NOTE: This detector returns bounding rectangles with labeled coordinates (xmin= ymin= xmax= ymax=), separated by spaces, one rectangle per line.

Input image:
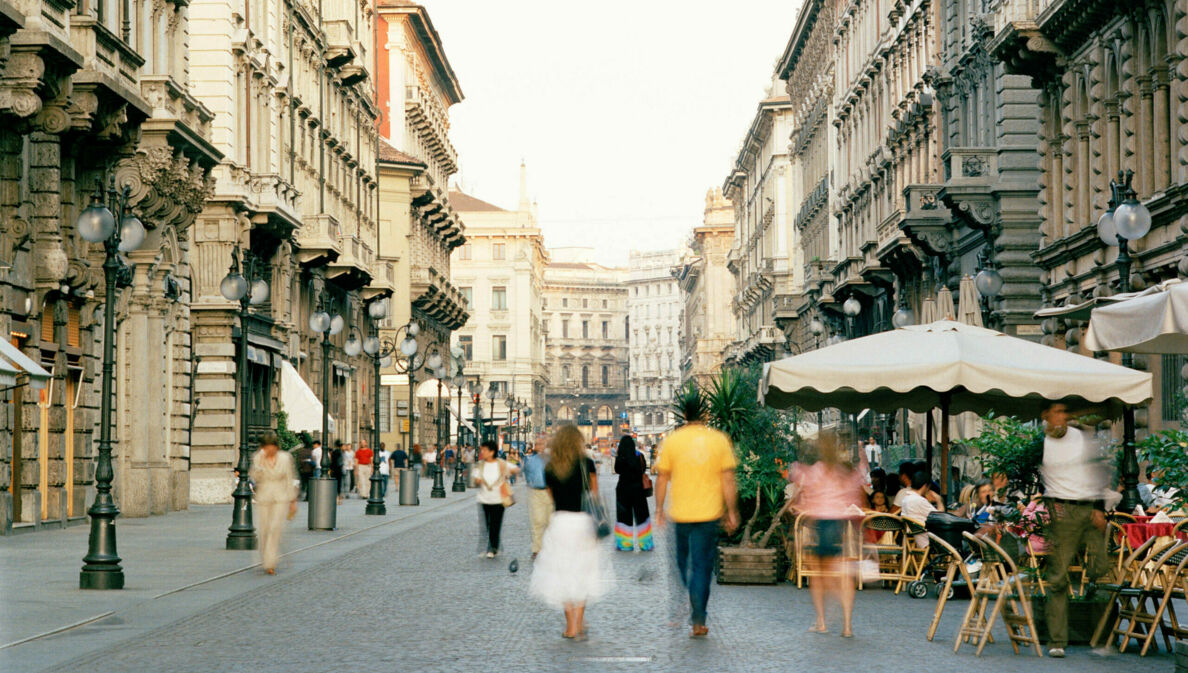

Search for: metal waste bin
xmin=307 ymin=477 xmax=337 ymax=530
xmin=399 ymin=467 xmax=420 ymax=505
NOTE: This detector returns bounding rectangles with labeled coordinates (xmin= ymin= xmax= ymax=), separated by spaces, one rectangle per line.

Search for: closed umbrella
xmin=760 ymin=320 xmax=1152 ymax=496
xmin=957 ymin=275 xmax=984 ymax=328
xmin=920 ymin=297 xmax=938 ymax=324
xmin=937 ymin=286 xmax=956 ymax=321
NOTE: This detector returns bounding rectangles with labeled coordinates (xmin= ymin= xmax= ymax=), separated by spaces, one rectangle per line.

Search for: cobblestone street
xmin=4 ymin=476 xmax=1169 ymax=673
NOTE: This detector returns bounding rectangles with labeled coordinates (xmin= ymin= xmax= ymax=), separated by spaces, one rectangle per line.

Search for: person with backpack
xmin=294 ymin=441 xmax=315 ymax=501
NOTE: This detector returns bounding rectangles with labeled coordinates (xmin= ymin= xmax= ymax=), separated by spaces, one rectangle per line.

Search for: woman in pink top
xmin=789 ymin=433 xmax=868 ymax=638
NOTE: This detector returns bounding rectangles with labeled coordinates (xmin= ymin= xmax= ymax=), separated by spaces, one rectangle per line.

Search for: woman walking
xmin=530 ymin=424 xmax=607 ymax=640
xmin=248 ymin=433 xmax=298 ymax=575
xmin=473 ymin=439 xmax=516 ymax=558
xmin=788 ymin=432 xmax=868 ymax=637
xmin=613 ymin=435 xmax=653 ymax=551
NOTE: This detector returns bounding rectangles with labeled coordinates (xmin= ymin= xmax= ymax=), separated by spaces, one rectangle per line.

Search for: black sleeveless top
xmin=545 ymin=458 xmax=597 ymax=512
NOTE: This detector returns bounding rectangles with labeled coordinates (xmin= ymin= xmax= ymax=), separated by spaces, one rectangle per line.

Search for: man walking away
xmin=355 ymin=440 xmax=374 ymax=498
xmin=294 ymin=442 xmax=315 ymax=501
xmin=1039 ymin=402 xmax=1112 ymax=658
xmin=377 ymin=443 xmax=390 ymax=498
xmin=390 ymin=444 xmax=408 ymax=471
xmin=523 ymin=435 xmax=553 ymax=560
xmin=655 ymin=391 xmax=739 ymax=638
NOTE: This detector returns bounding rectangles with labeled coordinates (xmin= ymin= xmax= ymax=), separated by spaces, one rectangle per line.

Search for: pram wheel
xmin=907 ymin=580 xmax=928 ymax=599
xmin=934 ymin=583 xmax=954 ymax=600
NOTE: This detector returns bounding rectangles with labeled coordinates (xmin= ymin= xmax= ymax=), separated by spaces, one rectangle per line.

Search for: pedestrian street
xmin=3 ymin=475 xmax=1167 ymax=673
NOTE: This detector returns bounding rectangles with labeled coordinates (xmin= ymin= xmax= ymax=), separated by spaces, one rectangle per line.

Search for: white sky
xmin=426 ymin=1 xmax=804 ymax=267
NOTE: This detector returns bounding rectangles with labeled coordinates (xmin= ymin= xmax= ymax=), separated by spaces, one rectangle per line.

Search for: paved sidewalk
xmin=0 ymin=471 xmax=471 ymax=670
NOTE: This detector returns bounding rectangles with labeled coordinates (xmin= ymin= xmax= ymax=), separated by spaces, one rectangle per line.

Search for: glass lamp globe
xmin=309 ymin=311 xmax=331 ymax=333
xmin=329 ymin=314 xmax=345 ymax=335
xmin=117 ymin=215 xmax=145 ymax=253
xmin=363 ymin=336 xmax=380 ymax=356
xmin=975 ymin=267 xmax=1004 ymax=298
xmin=433 ymin=366 xmax=447 ymax=380
xmin=843 ymin=296 xmax=862 ymax=317
xmin=452 ymin=374 xmax=466 ymax=388
xmin=1113 ymin=197 xmax=1152 ymax=242
xmin=809 ymin=318 xmax=824 ymax=336
xmin=77 ymin=202 xmax=116 ymax=243
xmin=426 ymin=350 xmax=444 ymax=370
xmin=451 ymin=344 xmax=464 ymax=360
xmin=220 ymin=272 xmax=249 ymax=302
xmin=249 ymin=278 xmax=269 ymax=306
xmin=344 ymin=335 xmax=362 ymax=357
xmin=380 ymin=355 xmax=392 ymax=368
xmin=1097 ymin=209 xmax=1118 ymax=247
xmin=406 ymin=321 xmax=420 ymax=337
xmin=891 ymin=307 xmax=915 ymax=328
xmin=399 ymin=336 xmax=418 ymax=357
xmin=368 ymin=299 xmax=387 ymax=320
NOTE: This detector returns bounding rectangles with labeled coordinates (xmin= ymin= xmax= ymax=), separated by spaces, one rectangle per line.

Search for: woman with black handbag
xmin=613 ymin=435 xmax=654 ymax=552
xmin=529 ymin=424 xmax=608 ymax=640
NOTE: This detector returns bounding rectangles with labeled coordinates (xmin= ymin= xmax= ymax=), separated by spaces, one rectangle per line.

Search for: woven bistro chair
xmin=955 ymin=532 xmax=1042 ymax=657
xmin=861 ymin=513 xmax=908 ymax=591
xmin=925 ymin=532 xmax=976 ymax=642
xmin=1112 ymin=541 xmax=1188 ymax=655
xmin=1090 ymin=535 xmax=1163 ymax=648
xmin=794 ymin=511 xmax=859 ymax=590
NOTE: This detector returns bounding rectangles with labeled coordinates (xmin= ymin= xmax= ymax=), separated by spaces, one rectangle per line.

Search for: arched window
xmin=561 ymin=364 xmax=570 ymax=384
xmin=581 ymin=365 xmax=589 ymax=387
xmin=598 ymin=405 xmax=613 ymax=421
xmin=601 ymin=365 xmax=609 ymax=385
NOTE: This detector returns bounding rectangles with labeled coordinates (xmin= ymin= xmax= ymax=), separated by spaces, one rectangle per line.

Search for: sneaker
xmin=1047 ymin=647 xmax=1065 ymax=658
xmin=485 ymin=551 xmax=496 ymax=559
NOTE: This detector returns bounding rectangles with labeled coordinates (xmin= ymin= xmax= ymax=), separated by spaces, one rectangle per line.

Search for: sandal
xmin=808 ymin=625 xmax=827 ymax=634
xmin=690 ymin=625 xmax=709 ymax=638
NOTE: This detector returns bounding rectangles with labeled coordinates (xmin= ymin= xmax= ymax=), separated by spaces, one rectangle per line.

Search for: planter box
xmin=717 ymin=546 xmax=781 ymax=585
xmin=1031 ymin=595 xmax=1115 ymax=645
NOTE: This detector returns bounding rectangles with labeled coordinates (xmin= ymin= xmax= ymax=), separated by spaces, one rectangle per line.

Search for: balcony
xmin=323 ymin=20 xmax=356 ymax=68
xmin=405 ymin=86 xmax=458 ymax=175
xmin=938 ymin=147 xmax=998 ymax=233
xmin=246 ymin=173 xmax=301 ymax=232
xmin=411 ymin=266 xmax=468 ymax=331
xmin=362 ymin=260 xmax=396 ymax=302
xmin=295 ymin=214 xmax=343 ymax=267
xmin=899 ymin=184 xmax=953 ymax=258
xmin=327 ymin=234 xmax=374 ymax=291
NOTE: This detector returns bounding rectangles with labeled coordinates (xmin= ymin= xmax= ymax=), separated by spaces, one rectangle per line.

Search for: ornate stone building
xmin=1 ymin=0 xmax=220 ymax=527
xmin=376 ymin=0 xmax=467 ymax=452
xmin=626 ymin=249 xmax=682 ymax=444
xmin=989 ymin=0 xmax=1188 ymax=427
xmin=542 ymin=248 xmax=629 ymax=448
xmin=449 ymin=165 xmax=547 ymax=436
xmin=675 ymin=189 xmax=735 ymax=386
xmin=723 ymin=87 xmax=799 ymax=365
xmin=188 ymin=0 xmax=382 ymax=503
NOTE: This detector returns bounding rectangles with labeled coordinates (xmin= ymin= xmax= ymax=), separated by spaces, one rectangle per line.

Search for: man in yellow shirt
xmin=655 ymin=393 xmax=739 ymax=638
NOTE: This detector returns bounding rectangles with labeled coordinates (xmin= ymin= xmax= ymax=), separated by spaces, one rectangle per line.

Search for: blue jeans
xmin=674 ymin=520 xmax=720 ymax=626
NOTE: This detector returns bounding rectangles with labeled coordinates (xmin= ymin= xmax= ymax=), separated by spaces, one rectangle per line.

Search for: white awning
xmin=280 ymin=360 xmax=335 ymax=434
xmin=0 ymin=339 xmax=50 ymax=390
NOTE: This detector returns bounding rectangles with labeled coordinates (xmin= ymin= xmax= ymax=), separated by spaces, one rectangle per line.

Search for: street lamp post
xmin=78 ymin=178 xmax=147 ymax=590
xmin=346 ymin=298 xmax=396 ymax=515
xmin=470 ymin=377 xmax=482 ymax=449
xmin=809 ymin=317 xmax=825 ymax=432
xmin=431 ymin=376 xmax=447 ymax=498
xmin=391 ymin=319 xmax=442 ymax=505
xmin=1096 ymin=169 xmax=1153 ymax=514
xmin=452 ymin=372 xmax=468 ymax=492
xmin=220 ymin=246 xmax=270 ymax=549
xmin=307 ymin=298 xmax=344 ymax=529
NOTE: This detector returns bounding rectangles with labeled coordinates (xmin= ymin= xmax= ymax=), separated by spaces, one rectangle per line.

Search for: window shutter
xmin=40 ymin=305 xmax=54 ymax=343
xmin=67 ymin=305 xmax=81 ymax=347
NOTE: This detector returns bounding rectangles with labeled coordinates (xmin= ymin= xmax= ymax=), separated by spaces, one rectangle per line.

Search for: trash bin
xmin=307 ymin=477 xmax=337 ymax=530
xmin=399 ymin=467 xmax=420 ymax=506
xmin=925 ymin=511 xmax=975 ymax=553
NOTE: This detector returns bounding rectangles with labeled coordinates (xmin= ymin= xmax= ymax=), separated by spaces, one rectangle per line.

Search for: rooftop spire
xmin=519 ymin=159 xmax=530 ymax=212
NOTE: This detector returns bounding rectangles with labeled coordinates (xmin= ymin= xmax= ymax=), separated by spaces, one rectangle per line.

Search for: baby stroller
xmin=904 ymin=512 xmax=979 ymax=599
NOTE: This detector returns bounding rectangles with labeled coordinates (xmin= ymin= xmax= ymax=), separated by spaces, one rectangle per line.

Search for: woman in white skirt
xmin=530 ymin=424 xmax=606 ymax=640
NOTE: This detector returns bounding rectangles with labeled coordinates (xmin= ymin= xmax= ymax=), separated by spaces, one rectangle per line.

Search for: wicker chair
xmin=955 ymin=532 xmax=1042 ymax=657
xmin=1090 ymin=535 xmax=1162 ymax=648
xmin=860 ymin=513 xmax=908 ymax=591
xmin=1111 ymin=541 xmax=1188 ymax=655
xmin=925 ymin=532 xmax=976 ymax=642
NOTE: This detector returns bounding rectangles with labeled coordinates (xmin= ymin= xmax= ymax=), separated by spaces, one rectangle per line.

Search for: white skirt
xmin=529 ymin=511 xmax=608 ymax=608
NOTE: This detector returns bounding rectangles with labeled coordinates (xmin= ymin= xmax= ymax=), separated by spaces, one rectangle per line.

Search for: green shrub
xmin=1137 ymin=429 xmax=1188 ymax=512
xmin=964 ymin=415 xmax=1044 ymax=498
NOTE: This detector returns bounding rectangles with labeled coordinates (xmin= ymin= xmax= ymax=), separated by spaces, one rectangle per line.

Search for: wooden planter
xmin=1030 ymin=595 xmax=1114 ymax=645
xmin=717 ymin=545 xmax=782 ymax=585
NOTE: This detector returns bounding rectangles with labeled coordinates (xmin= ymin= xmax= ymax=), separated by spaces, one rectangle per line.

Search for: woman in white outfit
xmin=530 ymin=424 xmax=607 ymax=640
xmin=248 ymin=433 xmax=298 ymax=574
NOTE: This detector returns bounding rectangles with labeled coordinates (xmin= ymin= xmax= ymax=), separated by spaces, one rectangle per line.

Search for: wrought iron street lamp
xmin=220 ymin=246 xmax=269 ymax=549
xmin=430 ymin=348 xmax=462 ymax=499
xmin=1096 ymin=169 xmax=1153 ymax=513
xmin=469 ymin=377 xmax=483 ymax=450
xmin=78 ymin=178 xmax=146 ymax=590
xmin=346 ymin=297 xmax=396 ymax=515
xmin=391 ymin=319 xmax=442 ymax=504
xmin=487 ymin=382 xmax=505 ymax=445
xmin=452 ymin=370 xmax=468 ymax=492
xmin=307 ymin=295 xmax=344 ymax=529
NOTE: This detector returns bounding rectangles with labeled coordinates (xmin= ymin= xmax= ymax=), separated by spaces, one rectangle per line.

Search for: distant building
xmin=675 ymin=190 xmax=736 ymax=387
xmin=449 ymin=163 xmax=548 ymax=435
xmin=626 ymin=249 xmax=683 ymax=445
xmin=542 ymin=249 xmax=630 ymax=448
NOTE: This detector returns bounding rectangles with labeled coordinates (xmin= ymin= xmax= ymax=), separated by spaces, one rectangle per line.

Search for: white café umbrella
xmin=957 ymin=275 xmax=984 ymax=328
xmin=937 ymin=286 xmax=956 ymax=321
xmin=760 ymin=320 xmax=1153 ymax=496
xmin=1085 ymin=279 xmax=1188 ymax=354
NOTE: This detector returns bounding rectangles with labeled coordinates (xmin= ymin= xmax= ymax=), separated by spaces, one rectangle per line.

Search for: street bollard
xmin=307 ymin=477 xmax=337 ymax=530
xmin=399 ymin=467 xmax=420 ymax=506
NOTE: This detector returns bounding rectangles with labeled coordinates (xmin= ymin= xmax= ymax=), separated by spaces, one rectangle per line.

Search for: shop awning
xmin=0 ymin=339 xmax=50 ymax=390
xmin=280 ymin=360 xmax=335 ymax=434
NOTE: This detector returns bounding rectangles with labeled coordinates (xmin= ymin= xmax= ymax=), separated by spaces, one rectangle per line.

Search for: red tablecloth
xmin=1122 ymin=521 xmax=1186 ymax=548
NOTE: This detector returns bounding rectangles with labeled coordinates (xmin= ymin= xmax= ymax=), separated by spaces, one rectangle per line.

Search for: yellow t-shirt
xmin=656 ymin=424 xmax=737 ymax=523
